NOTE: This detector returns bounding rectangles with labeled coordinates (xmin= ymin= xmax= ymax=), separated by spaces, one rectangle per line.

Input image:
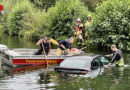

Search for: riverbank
xmin=0 ymin=0 xmax=129 ymax=51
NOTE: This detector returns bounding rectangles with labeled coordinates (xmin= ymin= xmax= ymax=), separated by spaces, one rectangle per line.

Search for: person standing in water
xmin=105 ymin=45 xmax=124 ymax=67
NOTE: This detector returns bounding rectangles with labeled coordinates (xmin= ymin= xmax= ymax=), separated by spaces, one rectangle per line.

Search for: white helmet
xmin=1 ymin=10 xmax=5 ymax=15
xmin=76 ymin=18 xmax=81 ymax=22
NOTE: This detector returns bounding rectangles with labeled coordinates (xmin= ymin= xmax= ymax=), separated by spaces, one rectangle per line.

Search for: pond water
xmin=0 ymin=35 xmax=130 ymax=90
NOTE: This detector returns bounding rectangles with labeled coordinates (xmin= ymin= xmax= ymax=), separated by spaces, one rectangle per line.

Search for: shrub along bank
xmin=0 ymin=0 xmax=130 ymax=51
xmin=90 ymin=0 xmax=130 ymax=51
xmin=1 ymin=0 xmax=89 ymax=41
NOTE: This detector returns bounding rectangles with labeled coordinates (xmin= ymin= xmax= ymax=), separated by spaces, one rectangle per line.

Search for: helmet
xmin=1 ymin=10 xmax=5 ymax=15
xmin=76 ymin=18 xmax=81 ymax=22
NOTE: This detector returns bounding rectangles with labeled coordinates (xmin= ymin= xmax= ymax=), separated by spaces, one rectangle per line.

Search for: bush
xmin=30 ymin=0 xmax=56 ymax=11
xmin=81 ymin=0 xmax=102 ymax=12
xmin=90 ymin=0 xmax=130 ymax=51
xmin=42 ymin=0 xmax=89 ymax=41
xmin=1 ymin=0 xmax=90 ymax=42
xmin=19 ymin=6 xmax=45 ymax=40
xmin=0 ymin=0 xmax=17 ymax=33
xmin=7 ymin=0 xmax=35 ymax=35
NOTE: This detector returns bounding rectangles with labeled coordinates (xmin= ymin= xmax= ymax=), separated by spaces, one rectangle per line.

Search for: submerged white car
xmin=55 ymin=54 xmax=110 ymax=75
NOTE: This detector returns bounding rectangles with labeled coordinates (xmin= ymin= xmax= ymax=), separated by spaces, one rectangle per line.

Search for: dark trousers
xmin=34 ymin=49 xmax=48 ymax=55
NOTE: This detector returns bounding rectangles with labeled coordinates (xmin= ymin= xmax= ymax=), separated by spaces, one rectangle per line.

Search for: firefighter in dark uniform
xmin=56 ymin=37 xmax=74 ymax=56
xmin=34 ymin=37 xmax=51 ymax=55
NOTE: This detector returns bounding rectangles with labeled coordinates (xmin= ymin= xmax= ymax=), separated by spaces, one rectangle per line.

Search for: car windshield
xmin=60 ymin=58 xmax=91 ymax=69
xmin=99 ymin=56 xmax=109 ymax=65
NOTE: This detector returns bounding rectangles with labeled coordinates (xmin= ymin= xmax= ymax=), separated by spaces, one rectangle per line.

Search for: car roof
xmin=66 ymin=53 xmax=101 ymax=61
xmin=61 ymin=54 xmax=102 ymax=68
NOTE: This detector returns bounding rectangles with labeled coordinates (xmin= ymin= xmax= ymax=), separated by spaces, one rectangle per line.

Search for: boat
xmin=0 ymin=44 xmax=8 ymax=52
xmin=2 ymin=48 xmax=83 ymax=67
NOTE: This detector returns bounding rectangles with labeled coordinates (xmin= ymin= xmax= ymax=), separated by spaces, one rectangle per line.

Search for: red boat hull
xmin=13 ymin=59 xmax=64 ymax=65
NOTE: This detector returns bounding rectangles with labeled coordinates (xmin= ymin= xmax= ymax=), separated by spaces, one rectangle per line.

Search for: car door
xmin=91 ymin=58 xmax=101 ymax=70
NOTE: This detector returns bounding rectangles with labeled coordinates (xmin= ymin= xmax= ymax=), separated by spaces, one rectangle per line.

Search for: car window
xmin=60 ymin=58 xmax=91 ymax=69
xmin=98 ymin=56 xmax=109 ymax=65
xmin=91 ymin=58 xmax=101 ymax=70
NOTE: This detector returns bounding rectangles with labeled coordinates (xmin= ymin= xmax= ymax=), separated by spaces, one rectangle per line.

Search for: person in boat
xmin=34 ymin=37 xmax=51 ymax=55
xmin=56 ymin=37 xmax=74 ymax=56
xmin=105 ymin=45 xmax=124 ymax=67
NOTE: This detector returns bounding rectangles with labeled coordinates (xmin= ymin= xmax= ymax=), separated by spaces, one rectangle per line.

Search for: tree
xmin=43 ymin=0 xmax=89 ymax=41
xmin=90 ymin=0 xmax=130 ymax=51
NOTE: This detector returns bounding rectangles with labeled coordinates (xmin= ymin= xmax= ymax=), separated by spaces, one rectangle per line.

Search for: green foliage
xmin=81 ymin=0 xmax=102 ymax=12
xmin=90 ymin=0 xmax=130 ymax=51
xmin=0 ymin=0 xmax=17 ymax=33
xmin=7 ymin=0 xmax=34 ymax=35
xmin=30 ymin=0 xmax=56 ymax=11
xmin=19 ymin=6 xmax=45 ymax=40
xmin=43 ymin=0 xmax=89 ymax=41
xmin=1 ymin=0 xmax=89 ymax=41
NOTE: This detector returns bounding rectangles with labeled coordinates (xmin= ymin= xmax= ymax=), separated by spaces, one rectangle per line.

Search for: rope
xmin=42 ymin=42 xmax=49 ymax=69
xmin=41 ymin=42 xmax=48 ymax=81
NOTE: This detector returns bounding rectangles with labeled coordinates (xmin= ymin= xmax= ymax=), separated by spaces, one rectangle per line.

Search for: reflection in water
xmin=105 ymin=67 xmax=124 ymax=84
xmin=0 ymin=34 xmax=36 ymax=48
xmin=39 ymin=72 xmax=51 ymax=84
xmin=13 ymin=65 xmax=47 ymax=74
xmin=58 ymin=67 xmax=104 ymax=79
xmin=0 ymin=64 xmax=57 ymax=90
xmin=0 ymin=57 xmax=130 ymax=90
xmin=104 ymin=66 xmax=126 ymax=90
xmin=83 ymin=68 xmax=104 ymax=78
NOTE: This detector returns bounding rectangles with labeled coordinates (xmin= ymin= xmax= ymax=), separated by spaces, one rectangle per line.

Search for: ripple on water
xmin=0 ymin=53 xmax=130 ymax=90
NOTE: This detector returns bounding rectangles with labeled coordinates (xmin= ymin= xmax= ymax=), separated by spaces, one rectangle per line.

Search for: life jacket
xmin=85 ymin=21 xmax=91 ymax=28
xmin=75 ymin=22 xmax=83 ymax=32
xmin=40 ymin=40 xmax=50 ymax=53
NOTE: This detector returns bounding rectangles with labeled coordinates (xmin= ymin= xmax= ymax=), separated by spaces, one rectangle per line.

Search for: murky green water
xmin=0 ymin=35 xmax=130 ymax=90
xmin=0 ymin=35 xmax=37 ymax=48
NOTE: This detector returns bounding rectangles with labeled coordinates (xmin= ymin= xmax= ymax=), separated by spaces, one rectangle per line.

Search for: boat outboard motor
xmin=0 ymin=44 xmax=8 ymax=52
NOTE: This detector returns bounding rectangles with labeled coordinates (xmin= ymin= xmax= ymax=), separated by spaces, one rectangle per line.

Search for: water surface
xmin=0 ymin=35 xmax=130 ymax=90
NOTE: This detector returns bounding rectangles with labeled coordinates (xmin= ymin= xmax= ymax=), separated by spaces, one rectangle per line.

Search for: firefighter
xmin=34 ymin=37 xmax=51 ymax=55
xmin=75 ymin=18 xmax=85 ymax=49
xmin=84 ymin=15 xmax=92 ymax=40
xmin=56 ymin=37 xmax=74 ymax=56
